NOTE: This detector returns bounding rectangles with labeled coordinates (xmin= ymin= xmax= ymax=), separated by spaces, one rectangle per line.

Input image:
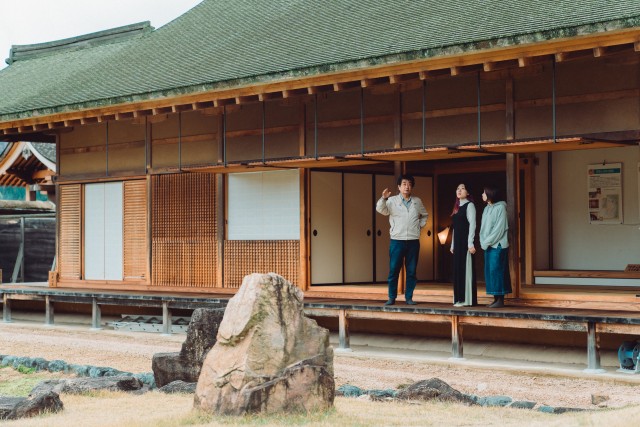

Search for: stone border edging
xmin=0 ymin=354 xmax=155 ymax=388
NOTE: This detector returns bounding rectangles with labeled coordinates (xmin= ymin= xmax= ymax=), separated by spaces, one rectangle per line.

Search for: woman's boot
xmin=486 ymin=296 xmax=497 ymax=307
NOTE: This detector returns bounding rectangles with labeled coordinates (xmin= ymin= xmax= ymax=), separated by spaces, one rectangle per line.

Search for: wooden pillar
xmin=585 ymin=321 xmax=606 ymax=373
xmin=505 ymin=78 xmax=514 ymax=140
xmin=162 ymin=301 xmax=173 ymax=335
xmin=45 ymin=295 xmax=54 ymax=325
xmin=451 ymin=315 xmax=464 ymax=359
xmin=2 ymin=294 xmax=11 ymax=323
xmin=338 ymin=309 xmax=351 ymax=351
xmin=216 ymin=112 xmax=225 ymax=288
xmin=523 ymin=156 xmax=535 ymax=287
xmin=299 ymin=169 xmax=309 ymax=290
xmin=91 ymin=298 xmax=101 ymax=330
xmin=505 ymin=153 xmax=518 ymax=295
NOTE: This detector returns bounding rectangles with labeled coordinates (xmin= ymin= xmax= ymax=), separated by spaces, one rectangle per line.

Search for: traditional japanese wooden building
xmin=1 ymin=0 xmax=639 ymax=316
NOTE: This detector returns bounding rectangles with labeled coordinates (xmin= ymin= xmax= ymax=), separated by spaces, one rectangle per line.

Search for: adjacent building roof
xmin=1 ymin=0 xmax=640 ymax=121
xmin=0 ymin=141 xmax=56 ymax=187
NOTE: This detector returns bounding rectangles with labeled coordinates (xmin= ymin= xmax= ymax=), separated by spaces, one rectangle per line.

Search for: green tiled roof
xmin=1 ymin=0 xmax=640 ymax=121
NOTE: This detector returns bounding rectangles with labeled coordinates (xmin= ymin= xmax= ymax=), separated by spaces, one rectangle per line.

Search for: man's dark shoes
xmin=405 ymin=299 xmax=417 ymax=305
xmin=488 ymin=296 xmax=505 ymax=308
xmin=384 ymin=299 xmax=396 ymax=306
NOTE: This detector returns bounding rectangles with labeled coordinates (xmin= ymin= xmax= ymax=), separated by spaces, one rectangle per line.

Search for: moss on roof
xmin=1 ymin=0 xmax=639 ymax=121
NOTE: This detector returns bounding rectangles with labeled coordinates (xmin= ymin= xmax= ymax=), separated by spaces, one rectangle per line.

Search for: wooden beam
xmin=450 ymin=66 xmax=460 ymax=76
xmin=333 ymin=82 xmax=345 ymax=92
xmin=418 ymin=70 xmax=429 ymax=80
xmin=555 ymin=52 xmax=566 ymax=62
xmin=518 ymin=57 xmax=532 ymax=67
xmin=307 ymin=86 xmax=317 ymax=95
xmin=483 ymin=62 xmax=495 ymax=72
xmin=282 ymin=90 xmax=291 ymax=98
xmin=593 ymin=47 xmax=605 ymax=57
xmin=635 ymin=41 xmax=640 ymax=52
xmin=360 ymin=78 xmax=371 ymax=88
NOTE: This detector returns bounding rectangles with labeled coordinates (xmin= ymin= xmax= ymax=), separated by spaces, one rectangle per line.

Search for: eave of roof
xmin=1 ymin=0 xmax=640 ymax=124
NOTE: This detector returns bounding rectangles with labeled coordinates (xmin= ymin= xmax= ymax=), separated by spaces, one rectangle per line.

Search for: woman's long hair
xmin=451 ymin=185 xmax=475 ymax=216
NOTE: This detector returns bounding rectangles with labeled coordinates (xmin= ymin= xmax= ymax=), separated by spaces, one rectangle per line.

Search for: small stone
xmin=337 ymin=384 xmax=363 ymax=397
xmin=478 ymin=395 xmax=512 ymax=407
xmin=591 ymin=394 xmax=609 ymax=405
xmin=508 ymin=400 xmax=537 ymax=410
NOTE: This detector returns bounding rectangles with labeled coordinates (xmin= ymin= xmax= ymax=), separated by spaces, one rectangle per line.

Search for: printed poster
xmin=587 ymin=163 xmax=622 ymax=224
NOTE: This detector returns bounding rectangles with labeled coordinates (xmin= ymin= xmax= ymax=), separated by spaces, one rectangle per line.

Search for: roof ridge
xmin=5 ymin=21 xmax=153 ymax=65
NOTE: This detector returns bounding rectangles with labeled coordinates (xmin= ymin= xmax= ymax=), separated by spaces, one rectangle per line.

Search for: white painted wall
xmin=550 ymin=146 xmax=640 ymax=270
xmin=227 ymin=169 xmax=300 ymax=240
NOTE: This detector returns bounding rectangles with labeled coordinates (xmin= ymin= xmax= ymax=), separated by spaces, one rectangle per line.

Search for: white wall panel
xmin=228 ymin=170 xmax=300 ymax=240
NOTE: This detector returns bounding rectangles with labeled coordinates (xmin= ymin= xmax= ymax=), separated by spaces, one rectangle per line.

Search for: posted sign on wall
xmin=587 ymin=163 xmax=622 ymax=224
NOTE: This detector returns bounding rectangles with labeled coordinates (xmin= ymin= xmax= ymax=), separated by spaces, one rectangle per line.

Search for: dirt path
xmin=2 ymin=323 xmax=639 ymax=409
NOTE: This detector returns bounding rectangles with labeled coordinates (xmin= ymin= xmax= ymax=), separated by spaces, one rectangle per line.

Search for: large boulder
xmin=194 ymin=273 xmax=334 ymax=415
xmin=153 ymin=308 xmax=225 ymax=387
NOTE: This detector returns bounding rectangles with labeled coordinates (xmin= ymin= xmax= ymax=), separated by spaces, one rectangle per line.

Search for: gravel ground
xmin=2 ymin=322 xmax=640 ymax=409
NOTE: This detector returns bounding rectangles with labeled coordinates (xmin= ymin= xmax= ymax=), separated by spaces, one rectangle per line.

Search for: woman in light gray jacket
xmin=479 ymin=187 xmax=511 ymax=308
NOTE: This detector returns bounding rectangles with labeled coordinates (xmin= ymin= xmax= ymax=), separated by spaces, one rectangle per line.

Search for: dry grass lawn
xmin=2 ymin=390 xmax=640 ymax=427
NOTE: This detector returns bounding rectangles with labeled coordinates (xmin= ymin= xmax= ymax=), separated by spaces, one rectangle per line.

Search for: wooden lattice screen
xmin=58 ymin=184 xmax=81 ymax=280
xmin=123 ymin=180 xmax=147 ymax=280
xmin=151 ymin=173 xmax=217 ymax=287
xmin=223 ymin=240 xmax=300 ymax=288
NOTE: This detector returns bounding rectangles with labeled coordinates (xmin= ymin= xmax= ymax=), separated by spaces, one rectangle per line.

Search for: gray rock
xmin=6 ymin=392 xmax=63 ymax=420
xmin=12 ymin=392 xmax=63 ymax=419
xmin=194 ymin=273 xmax=334 ymax=415
xmin=336 ymin=384 xmax=363 ymax=397
xmin=46 ymin=360 xmax=67 ymax=372
xmin=134 ymin=372 xmax=156 ymax=388
xmin=158 ymin=380 xmax=197 ymax=394
xmin=152 ymin=308 xmax=225 ymax=388
xmin=60 ymin=376 xmax=143 ymax=394
xmin=396 ymin=378 xmax=476 ymax=405
xmin=366 ymin=389 xmax=397 ymax=399
xmin=478 ymin=395 xmax=513 ymax=407
xmin=29 ymin=379 xmax=65 ymax=395
xmin=591 ymin=394 xmax=609 ymax=405
xmin=538 ymin=405 xmax=586 ymax=414
xmin=0 ymin=397 xmax=25 ymax=420
xmin=508 ymin=400 xmax=537 ymax=410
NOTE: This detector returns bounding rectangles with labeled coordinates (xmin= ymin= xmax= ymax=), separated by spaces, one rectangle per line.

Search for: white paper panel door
xmin=84 ymin=184 xmax=105 ymax=280
xmin=374 ymin=174 xmax=396 ymax=282
xmin=343 ymin=173 xmax=373 ymax=283
xmin=311 ymin=171 xmax=343 ymax=284
xmin=104 ymin=182 xmax=123 ymax=280
xmin=414 ymin=176 xmax=434 ymax=281
xmin=84 ymin=182 xmax=123 ymax=280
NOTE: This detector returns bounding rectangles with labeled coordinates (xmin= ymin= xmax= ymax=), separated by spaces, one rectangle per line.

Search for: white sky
xmin=0 ymin=0 xmax=203 ymax=69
